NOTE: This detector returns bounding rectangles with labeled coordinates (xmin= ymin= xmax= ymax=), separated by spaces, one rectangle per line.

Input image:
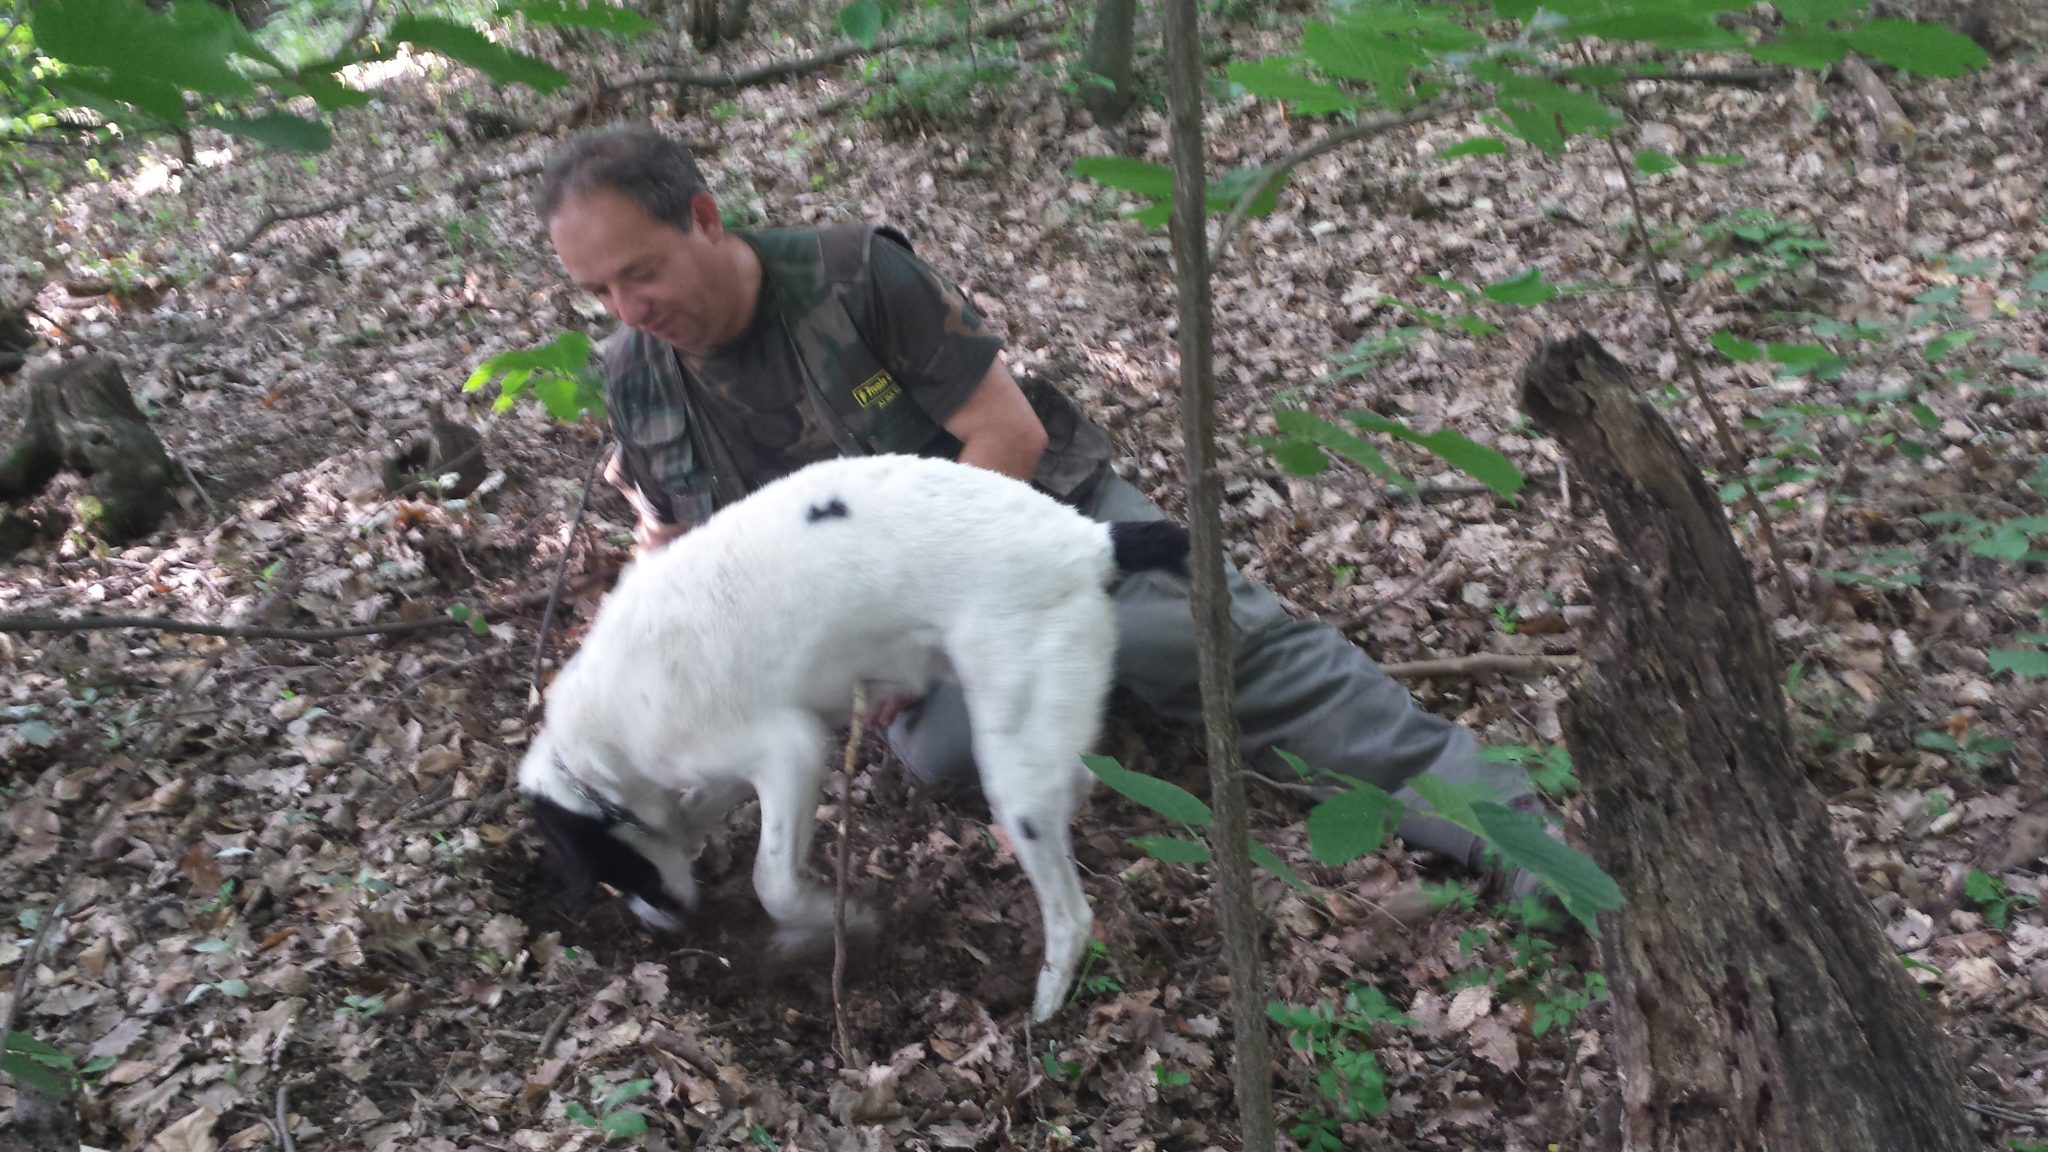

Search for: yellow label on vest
xmin=853 ymin=371 xmax=901 ymax=409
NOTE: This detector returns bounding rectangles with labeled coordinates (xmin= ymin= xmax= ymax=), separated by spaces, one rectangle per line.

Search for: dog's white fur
xmin=520 ymin=453 xmax=1145 ymax=1020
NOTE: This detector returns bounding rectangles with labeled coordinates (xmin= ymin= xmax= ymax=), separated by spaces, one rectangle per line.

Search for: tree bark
xmin=0 ymin=354 xmax=177 ymax=542
xmin=1517 ymin=333 xmax=1975 ymax=1152
xmin=1082 ymin=0 xmax=1139 ymax=125
xmin=1160 ymin=2 xmax=1275 ymax=1150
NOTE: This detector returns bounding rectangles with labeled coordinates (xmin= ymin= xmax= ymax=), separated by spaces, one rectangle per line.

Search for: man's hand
xmin=865 ymin=693 xmax=919 ymax=729
xmin=636 ymin=514 xmax=686 ymax=555
xmin=945 ymin=357 xmax=1047 ymax=485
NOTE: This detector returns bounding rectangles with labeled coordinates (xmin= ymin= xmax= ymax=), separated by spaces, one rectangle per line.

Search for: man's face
xmin=549 ymin=187 xmax=740 ymax=356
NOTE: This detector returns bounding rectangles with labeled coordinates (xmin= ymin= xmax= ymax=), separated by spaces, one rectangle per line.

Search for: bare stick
xmin=536 ymin=1003 xmax=575 ymax=1062
xmin=1347 ymin=547 xmax=1459 ymax=625
xmin=0 ymin=613 xmax=464 ymax=641
xmin=1379 ymin=652 xmax=1579 ymax=680
xmin=832 ymin=681 xmax=869 ymax=1069
xmin=1836 ymin=54 xmax=1913 ymax=148
xmin=1599 ymin=127 xmax=1801 ymax=607
xmin=274 ymin=1082 xmax=297 ymax=1152
xmin=1216 ymin=96 xmax=1462 ymax=252
xmin=0 ymin=900 xmax=67 ymax=1050
xmin=530 ymin=443 xmax=605 ymax=702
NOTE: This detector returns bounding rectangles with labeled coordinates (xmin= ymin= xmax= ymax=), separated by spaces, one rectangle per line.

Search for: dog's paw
xmin=770 ymin=902 xmax=878 ymax=961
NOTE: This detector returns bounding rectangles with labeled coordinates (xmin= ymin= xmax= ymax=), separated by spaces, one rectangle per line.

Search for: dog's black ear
xmin=527 ymin=796 xmax=684 ymax=926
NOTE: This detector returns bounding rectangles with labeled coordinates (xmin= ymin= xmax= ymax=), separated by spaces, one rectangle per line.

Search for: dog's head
xmin=520 ymin=729 xmax=689 ymax=931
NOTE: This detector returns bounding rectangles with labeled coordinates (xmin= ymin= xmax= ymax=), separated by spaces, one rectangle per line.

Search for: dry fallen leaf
xmin=151 ymin=1106 xmax=220 ymax=1152
xmin=1468 ymin=1016 xmax=1521 ymax=1074
xmin=1447 ymin=984 xmax=1493 ymax=1032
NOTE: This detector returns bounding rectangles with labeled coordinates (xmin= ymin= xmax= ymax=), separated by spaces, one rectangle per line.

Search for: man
xmin=538 ymin=125 xmax=1546 ymax=896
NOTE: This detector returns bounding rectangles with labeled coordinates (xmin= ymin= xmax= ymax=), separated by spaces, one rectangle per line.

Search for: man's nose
xmin=613 ymin=288 xmax=653 ymax=327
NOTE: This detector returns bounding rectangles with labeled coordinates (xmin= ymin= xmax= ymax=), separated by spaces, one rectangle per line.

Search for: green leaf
xmin=1271 ymin=437 xmax=1331 ymax=476
xmin=1420 ymin=274 xmax=1479 ymax=298
xmin=50 ymin=73 xmax=187 ymax=127
xmin=292 ymin=70 xmax=374 ymax=111
xmin=1765 ymin=342 xmax=1836 ymax=371
xmin=1274 ymin=407 xmax=1409 ymax=487
xmin=512 ymin=0 xmax=656 ymax=34
xmin=1227 ymin=58 xmax=1355 ymax=116
xmin=1848 ymin=19 xmax=1988 ymax=78
xmin=1070 ymin=155 xmax=1174 ymax=200
xmin=388 ymin=16 xmax=571 ymax=92
xmin=198 ymin=112 xmax=331 ymax=151
xmin=1923 ymin=328 xmax=1976 ymax=362
xmin=215 ymin=978 xmax=250 ymax=997
xmin=1453 ymin=314 xmax=1503 ymax=338
xmin=1748 ymin=29 xmax=1850 ymax=69
xmin=835 ymin=0 xmax=884 ymax=46
xmin=1439 ymin=136 xmax=1507 ymax=159
xmin=599 ymin=1078 xmax=655 ymax=1112
xmin=1082 ymin=754 xmax=1212 ymax=827
xmin=1566 ymin=11 xmax=1742 ymax=51
xmin=1687 ymin=152 xmax=1746 ymax=167
xmin=1711 ymin=331 xmax=1764 ymax=362
xmin=2 ymin=1048 xmax=73 ymax=1096
xmin=1492 ymin=77 xmax=1620 ymax=154
xmin=1208 ymin=164 xmax=1286 ymax=219
xmin=1560 ymin=65 xmax=1626 ymax=87
xmin=1130 ymin=834 xmax=1212 ymax=865
xmin=602 ymin=1111 xmax=649 ymax=1139
xmin=1771 ymin=0 xmax=1870 ymax=21
xmin=1305 ymin=785 xmax=1402 ymax=866
xmin=1471 ymin=801 xmax=1621 ymax=932
xmin=33 ymin=0 xmax=256 ymax=99
xmin=564 ymin=1101 xmax=598 ymax=1126
xmin=15 ymin=719 xmax=57 ymax=748
xmin=1248 ymin=839 xmax=1319 ymax=897
xmin=1971 ymin=527 xmax=2031 ymax=562
xmin=1633 ymin=147 xmax=1678 ymax=174
xmin=1988 ymin=649 xmax=2048 ymax=678
xmin=1404 ymin=773 xmax=1480 ymax=834
xmin=1301 ymin=20 xmax=1425 ymax=91
xmin=1481 ymin=267 xmax=1559 ymax=306
xmin=1344 ymin=411 xmax=1526 ymax=497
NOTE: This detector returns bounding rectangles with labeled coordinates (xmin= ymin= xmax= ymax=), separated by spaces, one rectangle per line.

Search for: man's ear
xmin=689 ymin=191 xmax=723 ymax=235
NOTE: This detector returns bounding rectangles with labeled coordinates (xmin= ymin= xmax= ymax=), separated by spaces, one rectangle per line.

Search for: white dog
xmin=519 ymin=453 xmax=1188 ymax=1021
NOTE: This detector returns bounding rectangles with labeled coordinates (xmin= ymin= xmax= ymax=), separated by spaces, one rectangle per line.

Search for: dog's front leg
xmin=750 ymin=725 xmax=875 ymax=955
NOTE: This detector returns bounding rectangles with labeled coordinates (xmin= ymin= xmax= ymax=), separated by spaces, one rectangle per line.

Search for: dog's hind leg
xmin=957 ymin=604 xmax=1108 ymax=1022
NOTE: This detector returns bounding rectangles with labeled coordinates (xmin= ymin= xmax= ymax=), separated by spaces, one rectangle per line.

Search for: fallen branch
xmin=1380 ymin=652 xmax=1578 ymax=680
xmin=530 ymin=443 xmax=605 ymax=705
xmin=1836 ymin=53 xmax=1914 ymax=148
xmin=2 ymin=571 xmax=613 ymax=643
xmin=220 ymin=167 xmax=414 ymax=263
xmin=1347 ymin=547 xmax=1460 ymax=626
xmin=609 ymin=4 xmax=1050 ymax=93
xmin=274 ymin=1082 xmax=297 ymax=1152
xmin=1216 ymin=96 xmax=1463 ymax=253
xmin=832 ymin=682 xmax=869 ymax=1069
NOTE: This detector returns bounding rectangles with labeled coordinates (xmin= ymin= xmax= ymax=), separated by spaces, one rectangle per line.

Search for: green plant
xmin=1069 ymin=938 xmax=1122 ymax=1002
xmin=565 ymin=1076 xmax=654 ymax=1140
xmin=1268 ymin=984 xmax=1413 ymax=1151
xmin=1963 ymin=870 xmax=2037 ymax=931
xmin=1481 ymin=742 xmax=1577 ymax=798
xmin=1915 ymin=725 xmax=2013 ymax=775
xmin=463 ymin=331 xmax=606 ymax=422
xmin=1040 ymin=1041 xmax=1081 ymax=1081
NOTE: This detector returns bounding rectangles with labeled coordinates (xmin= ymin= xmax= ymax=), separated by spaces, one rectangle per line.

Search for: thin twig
xmin=403 ymin=645 xmax=517 ymax=694
xmin=274 ymin=1082 xmax=297 ymax=1152
xmin=1599 ymin=123 xmax=1800 ymax=607
xmin=1379 ymin=652 xmax=1578 ymax=680
xmin=832 ymin=681 xmax=869 ymax=1069
xmin=175 ymin=456 xmax=219 ymax=516
xmin=530 ymin=444 xmax=605 ymax=704
xmin=0 ymin=613 xmax=465 ymax=641
xmin=1216 ymin=96 xmax=1463 ymax=253
xmin=1964 ymin=1097 xmax=2048 ymax=1127
xmin=536 ymin=1003 xmax=575 ymax=1062
xmin=0 ymin=900 xmax=67 ymax=1049
xmin=1348 ymin=547 xmax=1459 ymax=625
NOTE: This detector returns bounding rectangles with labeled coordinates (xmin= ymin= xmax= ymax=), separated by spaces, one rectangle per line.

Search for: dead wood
xmin=0 ymin=354 xmax=177 ymax=543
xmin=1519 ymin=331 xmax=1974 ymax=1152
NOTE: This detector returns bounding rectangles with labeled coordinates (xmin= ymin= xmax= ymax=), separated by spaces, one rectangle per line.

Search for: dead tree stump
xmin=1517 ymin=333 xmax=1975 ymax=1152
xmin=0 ymin=354 xmax=177 ymax=542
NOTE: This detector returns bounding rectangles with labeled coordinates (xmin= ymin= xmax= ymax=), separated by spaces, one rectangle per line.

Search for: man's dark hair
xmin=537 ymin=125 xmax=710 ymax=231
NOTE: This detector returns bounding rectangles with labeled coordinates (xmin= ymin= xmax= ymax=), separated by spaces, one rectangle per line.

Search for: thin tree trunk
xmin=1160 ymin=2 xmax=1274 ymax=1149
xmin=1518 ymin=333 xmax=1976 ymax=1152
xmin=1082 ymin=0 xmax=1138 ymax=125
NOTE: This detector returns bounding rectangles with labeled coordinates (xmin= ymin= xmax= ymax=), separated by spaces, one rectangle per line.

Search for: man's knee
xmin=886 ymin=687 xmax=979 ymax=786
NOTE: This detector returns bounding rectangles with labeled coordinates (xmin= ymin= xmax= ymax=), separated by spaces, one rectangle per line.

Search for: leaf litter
xmin=1 ymin=7 xmax=2045 ymax=1150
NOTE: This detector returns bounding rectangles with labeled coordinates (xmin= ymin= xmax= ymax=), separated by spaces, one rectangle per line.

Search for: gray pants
xmin=885 ymin=474 xmax=1531 ymax=869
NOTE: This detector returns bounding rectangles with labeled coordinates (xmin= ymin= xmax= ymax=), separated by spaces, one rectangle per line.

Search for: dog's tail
xmin=1108 ymin=520 xmax=1191 ymax=576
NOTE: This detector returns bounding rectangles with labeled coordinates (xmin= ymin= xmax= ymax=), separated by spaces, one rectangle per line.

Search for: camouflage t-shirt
xmin=681 ymin=231 xmax=1002 ymax=491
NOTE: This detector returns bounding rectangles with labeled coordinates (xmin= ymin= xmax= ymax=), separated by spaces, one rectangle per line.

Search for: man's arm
xmin=943 ymin=355 xmax=1047 ymax=485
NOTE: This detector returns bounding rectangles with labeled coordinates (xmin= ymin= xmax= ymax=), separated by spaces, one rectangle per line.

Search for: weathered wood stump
xmin=1518 ymin=333 xmax=1974 ymax=1152
xmin=0 ymin=354 xmax=177 ymax=542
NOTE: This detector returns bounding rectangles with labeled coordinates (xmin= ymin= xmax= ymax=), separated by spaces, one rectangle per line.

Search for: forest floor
xmin=2 ymin=5 xmax=2045 ymax=1150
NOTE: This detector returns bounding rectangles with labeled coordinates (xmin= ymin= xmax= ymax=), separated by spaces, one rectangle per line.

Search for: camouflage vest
xmin=599 ymin=225 xmax=1113 ymax=526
